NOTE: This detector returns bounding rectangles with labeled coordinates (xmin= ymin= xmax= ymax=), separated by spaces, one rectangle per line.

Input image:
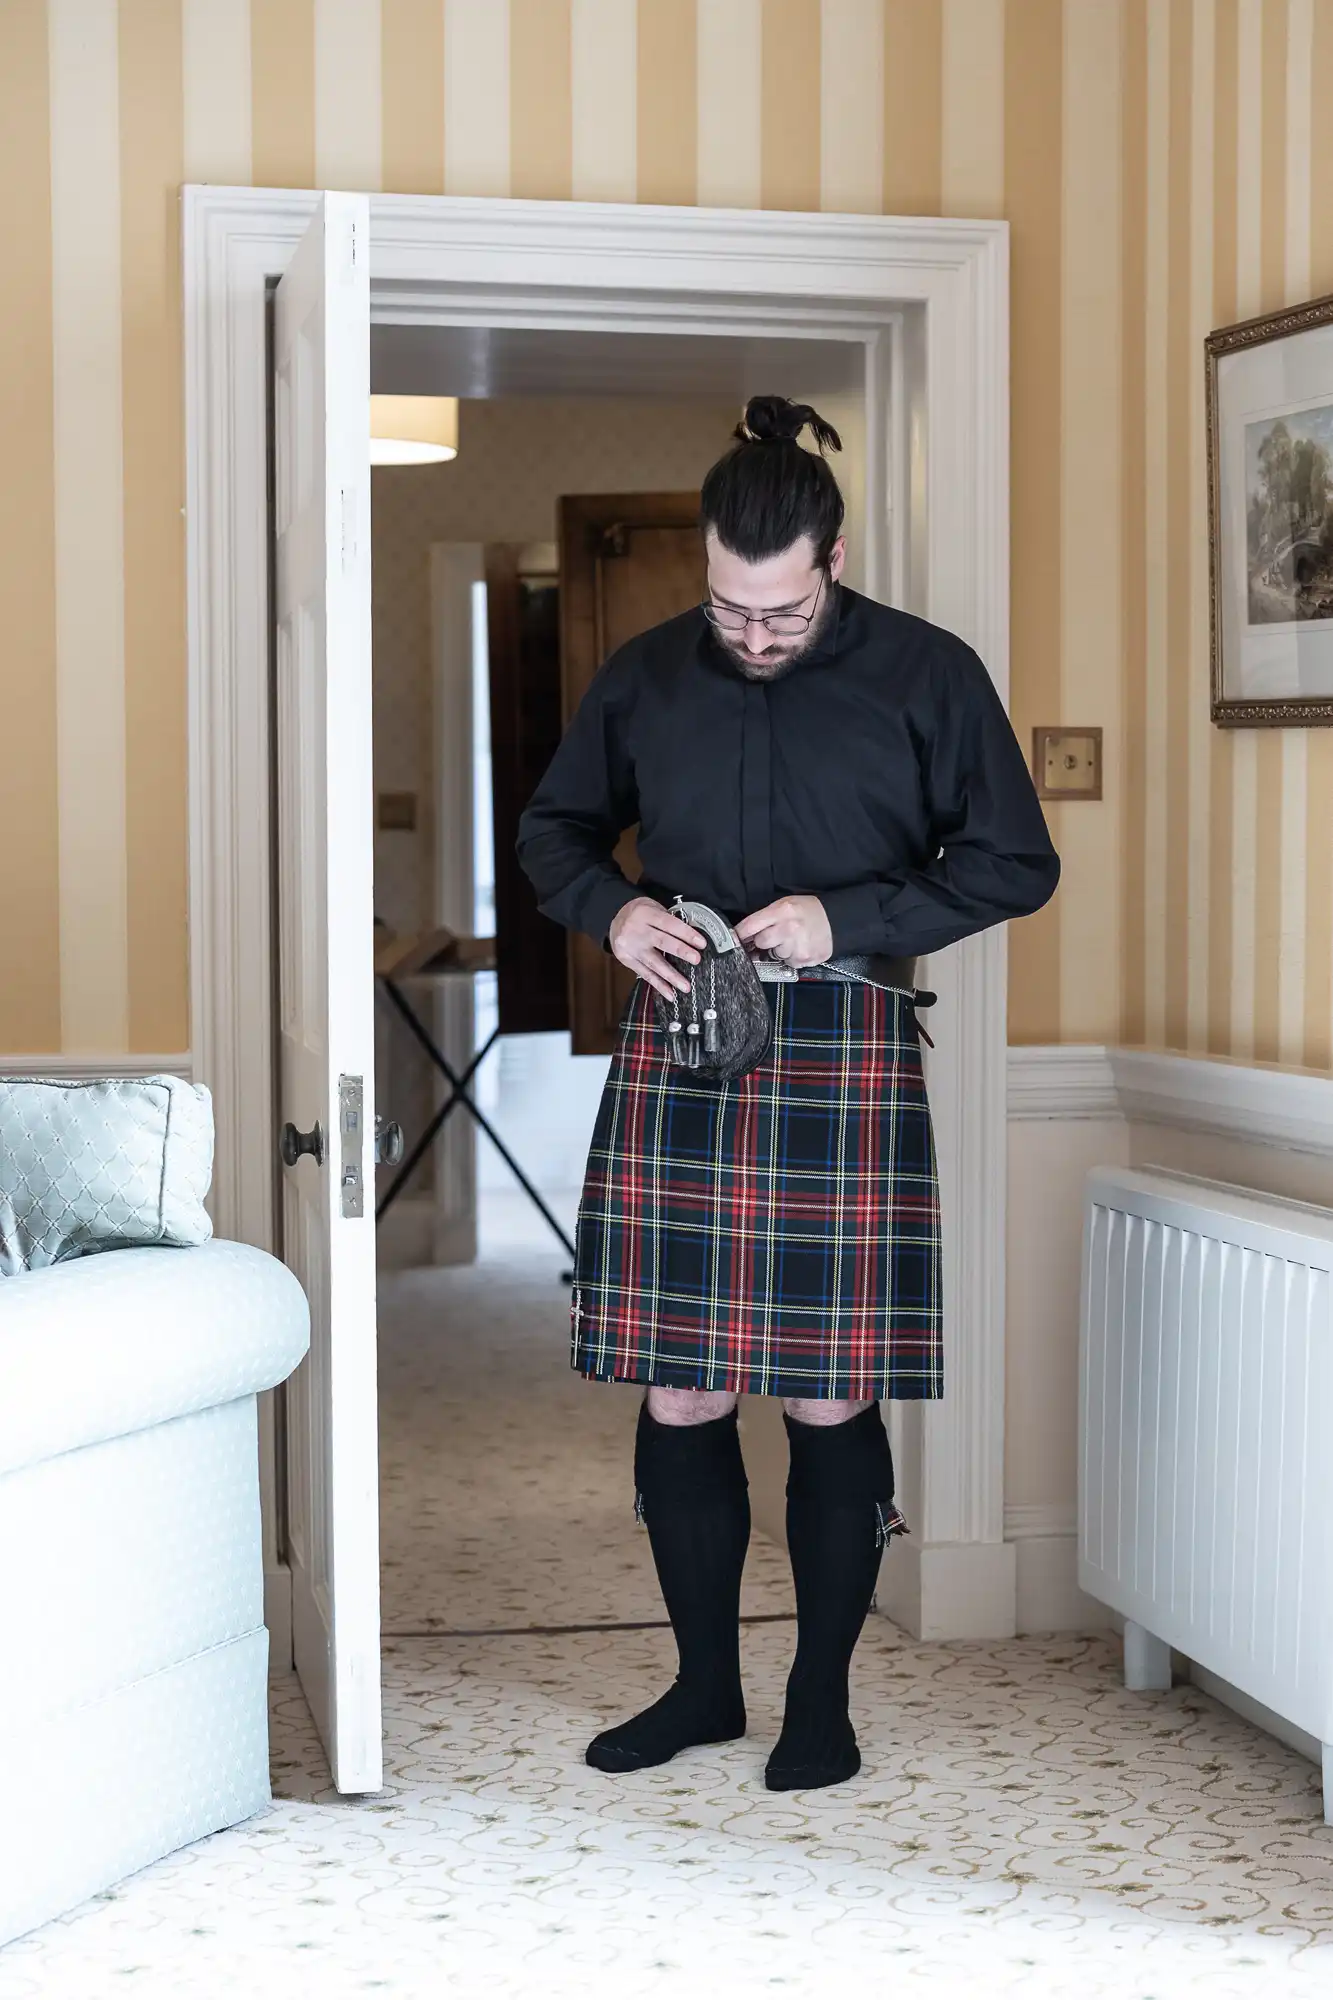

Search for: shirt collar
xmin=806 ymin=581 xmax=852 ymax=664
xmin=698 ymin=581 xmax=854 ymax=680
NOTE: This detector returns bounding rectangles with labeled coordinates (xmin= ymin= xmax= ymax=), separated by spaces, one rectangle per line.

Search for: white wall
xmin=1126 ymin=1120 xmax=1333 ymax=1206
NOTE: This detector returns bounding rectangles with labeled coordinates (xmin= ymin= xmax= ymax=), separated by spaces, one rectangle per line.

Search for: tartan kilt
xmin=570 ymin=975 xmax=943 ymax=1401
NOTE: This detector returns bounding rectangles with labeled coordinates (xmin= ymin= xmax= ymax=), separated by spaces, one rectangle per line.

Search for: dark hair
xmin=699 ymin=395 xmax=845 ymax=568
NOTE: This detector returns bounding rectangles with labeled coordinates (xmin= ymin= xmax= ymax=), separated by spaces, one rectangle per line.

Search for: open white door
xmin=273 ymin=193 xmax=382 ymax=1792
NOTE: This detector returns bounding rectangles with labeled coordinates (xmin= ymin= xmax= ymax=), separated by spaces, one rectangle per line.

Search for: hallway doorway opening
xmin=367 ymin=322 xmax=871 ymax=1286
xmin=365 ymin=327 xmax=876 ymax=1618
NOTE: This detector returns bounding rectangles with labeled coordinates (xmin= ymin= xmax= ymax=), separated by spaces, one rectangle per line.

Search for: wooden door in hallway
xmin=558 ymin=492 xmax=703 ymax=1055
xmin=484 ymin=544 xmax=569 ymax=1039
xmin=273 ymin=193 xmax=383 ymax=1793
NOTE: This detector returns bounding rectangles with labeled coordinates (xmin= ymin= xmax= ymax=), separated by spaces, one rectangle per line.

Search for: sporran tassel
xmin=685 ymin=963 xmax=703 ymax=1065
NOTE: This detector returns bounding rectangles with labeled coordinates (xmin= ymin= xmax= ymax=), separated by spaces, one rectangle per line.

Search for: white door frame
xmin=429 ymin=541 xmax=484 ymax=1265
xmin=183 ymin=186 xmax=1015 ymax=1643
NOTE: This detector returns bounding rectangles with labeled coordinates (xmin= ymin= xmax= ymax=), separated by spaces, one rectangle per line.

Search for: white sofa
xmin=0 ymin=1237 xmax=310 ymax=1946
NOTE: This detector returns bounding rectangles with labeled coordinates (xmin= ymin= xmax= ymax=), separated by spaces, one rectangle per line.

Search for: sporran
xmin=651 ymin=897 xmax=774 ymax=1081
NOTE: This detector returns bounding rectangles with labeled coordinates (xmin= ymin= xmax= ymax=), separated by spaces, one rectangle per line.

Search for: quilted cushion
xmin=0 ymin=1074 xmax=213 ymax=1277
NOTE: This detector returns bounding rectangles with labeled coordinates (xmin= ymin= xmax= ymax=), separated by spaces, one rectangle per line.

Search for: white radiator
xmin=1079 ymin=1164 xmax=1333 ymax=1821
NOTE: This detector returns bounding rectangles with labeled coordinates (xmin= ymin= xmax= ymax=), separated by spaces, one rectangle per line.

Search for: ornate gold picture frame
xmin=1207 ymin=290 xmax=1333 ymax=727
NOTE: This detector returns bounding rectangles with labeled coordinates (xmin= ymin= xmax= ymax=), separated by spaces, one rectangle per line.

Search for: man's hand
xmin=734 ymin=895 xmax=832 ymax=969
xmin=608 ymin=897 xmax=708 ymax=1001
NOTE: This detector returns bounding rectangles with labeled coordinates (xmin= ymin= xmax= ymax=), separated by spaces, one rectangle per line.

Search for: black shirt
xmin=515 ymin=585 xmax=1060 ymax=959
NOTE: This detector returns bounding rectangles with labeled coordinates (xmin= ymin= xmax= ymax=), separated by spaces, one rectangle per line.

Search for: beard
xmin=714 ymin=580 xmax=839 ymax=683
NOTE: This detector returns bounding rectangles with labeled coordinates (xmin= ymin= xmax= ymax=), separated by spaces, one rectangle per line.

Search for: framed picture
xmin=1207 ymin=291 xmax=1333 ymax=726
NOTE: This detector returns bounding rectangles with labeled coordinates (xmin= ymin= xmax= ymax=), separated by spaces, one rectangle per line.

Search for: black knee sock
xmin=765 ymin=1403 xmax=902 ymax=1792
xmin=586 ymin=1403 xmax=750 ymax=1774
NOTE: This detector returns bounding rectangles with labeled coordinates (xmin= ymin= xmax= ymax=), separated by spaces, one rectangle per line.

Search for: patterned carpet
xmin=3 ymin=1245 xmax=1332 ymax=1999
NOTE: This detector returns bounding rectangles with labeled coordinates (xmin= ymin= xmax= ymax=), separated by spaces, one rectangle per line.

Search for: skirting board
xmin=376 ymin=1193 xmax=477 ymax=1270
xmin=749 ymin=1416 xmax=1108 ymax=1639
xmin=265 ymin=1564 xmax=293 ymax=1674
xmin=376 ymin=1194 xmax=435 ymax=1272
xmin=875 ymin=1535 xmax=1018 ymax=1641
xmin=1009 ymin=1533 xmax=1114 ymax=1637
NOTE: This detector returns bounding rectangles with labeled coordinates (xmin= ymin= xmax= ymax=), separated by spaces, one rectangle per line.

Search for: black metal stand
xmin=376 ymin=975 xmax=576 ymax=1280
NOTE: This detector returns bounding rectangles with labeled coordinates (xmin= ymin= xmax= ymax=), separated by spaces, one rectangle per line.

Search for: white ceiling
xmin=368 ymin=321 xmax=866 ymax=402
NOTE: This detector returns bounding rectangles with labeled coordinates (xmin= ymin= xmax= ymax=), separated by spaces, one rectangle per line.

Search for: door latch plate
xmin=339 ymin=1073 xmax=364 ymax=1218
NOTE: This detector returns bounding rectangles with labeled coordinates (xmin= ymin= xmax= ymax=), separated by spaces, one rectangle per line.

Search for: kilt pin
xmin=571 ymin=974 xmax=943 ymax=1415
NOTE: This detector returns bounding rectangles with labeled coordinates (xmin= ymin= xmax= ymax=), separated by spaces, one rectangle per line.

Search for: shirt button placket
xmin=740 ymin=682 xmax=776 ymax=912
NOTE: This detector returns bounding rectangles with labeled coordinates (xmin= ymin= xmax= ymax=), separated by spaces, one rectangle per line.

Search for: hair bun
xmin=735 ymin=395 xmax=842 ymax=456
xmin=741 ymin=395 xmax=806 ymax=442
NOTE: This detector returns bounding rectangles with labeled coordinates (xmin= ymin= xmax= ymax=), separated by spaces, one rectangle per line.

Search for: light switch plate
xmin=1033 ymin=726 xmax=1102 ymax=801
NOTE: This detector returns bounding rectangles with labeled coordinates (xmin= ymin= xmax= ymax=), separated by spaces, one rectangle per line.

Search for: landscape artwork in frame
xmin=1207 ymin=290 xmax=1333 ymax=725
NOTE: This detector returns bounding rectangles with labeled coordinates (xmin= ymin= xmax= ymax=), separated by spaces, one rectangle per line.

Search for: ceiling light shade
xmin=369 ymin=395 xmax=459 ymax=465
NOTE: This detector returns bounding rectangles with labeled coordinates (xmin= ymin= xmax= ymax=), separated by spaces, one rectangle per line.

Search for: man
xmin=516 ymin=396 xmax=1059 ymax=1792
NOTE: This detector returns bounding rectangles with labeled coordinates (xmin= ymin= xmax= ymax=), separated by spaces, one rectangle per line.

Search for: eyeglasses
xmin=702 ymin=569 xmax=826 ymax=638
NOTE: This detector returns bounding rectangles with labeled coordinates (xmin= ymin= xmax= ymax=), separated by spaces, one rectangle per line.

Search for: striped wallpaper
xmin=3 ymin=0 xmax=1332 ymax=1066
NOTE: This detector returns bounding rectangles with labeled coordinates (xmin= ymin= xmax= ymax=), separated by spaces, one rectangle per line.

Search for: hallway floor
xmin=3 ymin=1244 xmax=1333 ymax=1998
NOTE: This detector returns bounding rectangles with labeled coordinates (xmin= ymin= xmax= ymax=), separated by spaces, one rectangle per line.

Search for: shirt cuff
xmin=819 ymin=882 xmax=887 ymax=957
xmin=581 ymin=876 xmax=643 ymax=951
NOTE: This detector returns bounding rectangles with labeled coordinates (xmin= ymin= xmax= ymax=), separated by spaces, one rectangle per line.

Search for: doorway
xmin=366 ymin=347 xmax=880 ymax=1620
xmin=367 ymin=339 xmax=868 ymax=1278
xmin=184 ymin=191 xmax=1015 ymax=1768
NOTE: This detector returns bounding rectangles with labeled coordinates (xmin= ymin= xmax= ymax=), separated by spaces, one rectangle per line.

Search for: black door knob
xmin=280 ymin=1120 xmax=324 ymax=1168
xmin=375 ymin=1117 xmax=405 ymax=1166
